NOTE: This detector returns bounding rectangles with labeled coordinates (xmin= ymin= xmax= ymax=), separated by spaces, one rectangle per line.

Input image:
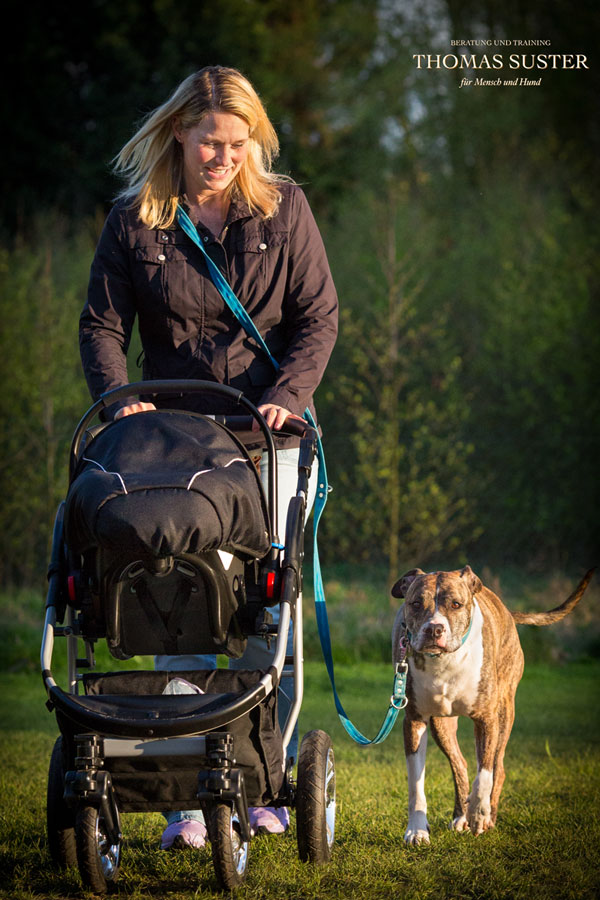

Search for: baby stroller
xmin=41 ymin=380 xmax=336 ymax=892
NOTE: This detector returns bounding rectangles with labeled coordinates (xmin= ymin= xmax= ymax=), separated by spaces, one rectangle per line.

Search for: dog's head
xmin=391 ymin=566 xmax=482 ymax=654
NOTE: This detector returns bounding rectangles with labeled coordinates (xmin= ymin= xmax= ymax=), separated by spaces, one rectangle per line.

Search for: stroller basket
xmin=54 ymin=668 xmax=285 ymax=812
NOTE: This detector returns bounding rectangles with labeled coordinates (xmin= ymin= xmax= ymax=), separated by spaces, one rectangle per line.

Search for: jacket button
xmin=160 ymin=233 xmax=169 ymax=242
xmin=203 ymin=235 xmax=209 ymax=243
xmin=258 ymin=242 xmax=267 ymax=251
xmin=157 ymin=254 xmax=166 ymax=262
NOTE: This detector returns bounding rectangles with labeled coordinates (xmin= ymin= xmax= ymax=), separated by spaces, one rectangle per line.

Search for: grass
xmin=1 ymin=568 xmax=600 ymax=899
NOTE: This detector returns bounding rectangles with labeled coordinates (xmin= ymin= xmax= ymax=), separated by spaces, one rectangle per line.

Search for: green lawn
xmin=1 ymin=657 xmax=599 ymax=899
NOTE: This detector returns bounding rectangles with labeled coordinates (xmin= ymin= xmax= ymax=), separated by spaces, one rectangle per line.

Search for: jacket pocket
xmin=132 ymin=242 xmax=200 ymax=326
xmin=131 ymin=245 xmax=170 ymax=307
xmin=232 ymin=231 xmax=288 ymax=296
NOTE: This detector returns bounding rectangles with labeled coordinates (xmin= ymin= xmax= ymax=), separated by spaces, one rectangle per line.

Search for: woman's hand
xmin=114 ymin=401 xmax=157 ymax=420
xmin=255 ymin=403 xmax=296 ymax=431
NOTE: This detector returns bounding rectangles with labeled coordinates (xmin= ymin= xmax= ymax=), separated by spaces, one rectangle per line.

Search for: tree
xmin=0 ymin=217 xmax=94 ymax=583
xmin=4 ymin=0 xmax=380 ymax=229
xmin=440 ymin=165 xmax=600 ymax=567
xmin=318 ymin=184 xmax=477 ymax=581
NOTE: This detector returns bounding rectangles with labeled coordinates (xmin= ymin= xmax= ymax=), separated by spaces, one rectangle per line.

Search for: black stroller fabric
xmin=64 ymin=411 xmax=270 ymax=561
xmin=58 ymin=669 xmax=285 ymax=809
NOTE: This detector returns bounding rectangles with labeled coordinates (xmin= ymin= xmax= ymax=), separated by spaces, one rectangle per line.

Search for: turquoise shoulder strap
xmin=176 ymin=204 xmax=405 ymax=744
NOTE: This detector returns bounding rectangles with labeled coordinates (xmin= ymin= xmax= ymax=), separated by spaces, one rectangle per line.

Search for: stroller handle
xmin=215 ymin=414 xmax=317 ymax=440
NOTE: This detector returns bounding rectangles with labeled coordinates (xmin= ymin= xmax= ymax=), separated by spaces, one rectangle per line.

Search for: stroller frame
xmin=41 ymin=381 xmax=336 ymax=891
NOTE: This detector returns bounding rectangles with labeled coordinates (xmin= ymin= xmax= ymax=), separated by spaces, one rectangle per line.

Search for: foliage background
xmin=1 ymin=0 xmax=598 ymax=587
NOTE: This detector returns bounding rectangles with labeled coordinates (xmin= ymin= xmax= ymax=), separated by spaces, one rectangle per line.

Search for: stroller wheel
xmin=46 ymin=736 xmax=77 ymax=868
xmin=296 ymin=730 xmax=336 ymax=863
xmin=75 ymin=805 xmax=121 ymax=893
xmin=209 ymin=804 xmax=249 ymax=890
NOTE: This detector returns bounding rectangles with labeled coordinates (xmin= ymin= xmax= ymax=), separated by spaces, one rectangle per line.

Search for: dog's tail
xmin=511 ymin=568 xmax=596 ymax=625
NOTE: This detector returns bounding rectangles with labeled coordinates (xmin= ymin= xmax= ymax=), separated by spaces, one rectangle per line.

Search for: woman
xmin=79 ymin=66 xmax=338 ymax=850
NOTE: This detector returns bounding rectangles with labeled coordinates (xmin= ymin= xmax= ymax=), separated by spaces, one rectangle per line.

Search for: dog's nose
xmin=424 ymin=624 xmax=444 ymax=639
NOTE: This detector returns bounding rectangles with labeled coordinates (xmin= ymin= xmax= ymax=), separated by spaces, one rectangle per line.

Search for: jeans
xmin=157 ymin=447 xmax=316 ymax=825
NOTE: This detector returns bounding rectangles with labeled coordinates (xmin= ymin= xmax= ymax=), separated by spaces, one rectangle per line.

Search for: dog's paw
xmin=404 ymin=827 xmax=431 ymax=846
xmin=467 ymin=808 xmax=494 ymax=836
xmin=450 ymin=815 xmax=469 ymax=833
xmin=468 ymin=770 xmax=494 ymax=835
xmin=404 ymin=812 xmax=430 ymax=846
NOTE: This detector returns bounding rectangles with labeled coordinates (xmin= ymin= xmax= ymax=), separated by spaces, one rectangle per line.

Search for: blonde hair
xmin=113 ymin=66 xmax=288 ymax=228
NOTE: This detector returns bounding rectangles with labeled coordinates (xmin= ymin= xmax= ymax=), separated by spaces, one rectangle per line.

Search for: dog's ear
xmin=391 ymin=568 xmax=425 ymax=598
xmin=460 ymin=565 xmax=482 ymax=595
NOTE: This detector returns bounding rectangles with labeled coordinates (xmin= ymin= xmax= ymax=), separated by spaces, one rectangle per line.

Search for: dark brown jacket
xmin=80 ymin=183 xmax=338 ymax=444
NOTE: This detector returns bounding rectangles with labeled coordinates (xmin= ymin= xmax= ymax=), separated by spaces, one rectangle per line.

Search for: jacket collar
xmin=179 ymin=193 xmax=253 ymax=229
xmin=226 ymin=195 xmax=253 ymax=224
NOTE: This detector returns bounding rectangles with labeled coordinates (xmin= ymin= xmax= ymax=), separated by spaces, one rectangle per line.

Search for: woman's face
xmin=174 ymin=112 xmax=250 ymax=199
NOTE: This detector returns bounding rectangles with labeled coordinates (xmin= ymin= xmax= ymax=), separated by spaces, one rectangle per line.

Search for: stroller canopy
xmin=64 ymin=411 xmax=271 ymax=561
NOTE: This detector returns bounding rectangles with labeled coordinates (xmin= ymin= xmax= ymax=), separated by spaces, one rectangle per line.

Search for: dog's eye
xmin=411 ymin=600 xmax=422 ymax=609
xmin=451 ymin=601 xmax=462 ymax=609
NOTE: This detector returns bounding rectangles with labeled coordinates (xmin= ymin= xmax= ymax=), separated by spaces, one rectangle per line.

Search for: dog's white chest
xmin=410 ymin=606 xmax=484 ymax=719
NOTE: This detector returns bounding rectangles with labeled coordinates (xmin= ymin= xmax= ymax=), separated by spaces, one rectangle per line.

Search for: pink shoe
xmin=249 ymin=807 xmax=290 ymax=835
xmin=161 ymin=819 xmax=207 ymax=850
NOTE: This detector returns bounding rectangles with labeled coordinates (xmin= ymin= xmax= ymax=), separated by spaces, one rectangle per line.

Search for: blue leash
xmin=176 ymin=204 xmax=406 ymax=744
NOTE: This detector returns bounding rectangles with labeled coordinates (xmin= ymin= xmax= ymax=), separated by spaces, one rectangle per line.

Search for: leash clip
xmin=391 ymin=660 xmax=408 ymax=710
